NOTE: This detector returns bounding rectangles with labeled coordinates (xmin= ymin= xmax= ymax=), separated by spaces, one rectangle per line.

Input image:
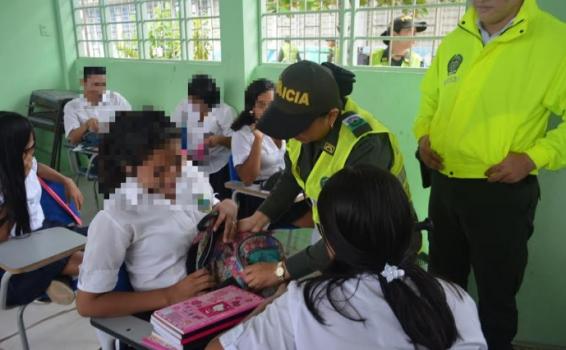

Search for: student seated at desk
xmin=0 ymin=112 xmax=84 ymax=306
xmin=231 ymin=79 xmax=283 ymax=217
xmin=231 ymin=79 xmax=310 ymax=222
xmin=64 ymin=66 xmax=131 ymax=146
xmin=172 ymin=74 xmax=236 ymax=200
xmin=76 ymin=111 xmax=237 ymax=319
xmin=208 ymin=166 xmax=487 ymax=350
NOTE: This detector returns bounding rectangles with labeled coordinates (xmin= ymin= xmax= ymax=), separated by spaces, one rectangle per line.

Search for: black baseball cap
xmin=256 ymin=60 xmax=342 ymax=140
xmin=381 ymin=16 xmax=427 ymax=45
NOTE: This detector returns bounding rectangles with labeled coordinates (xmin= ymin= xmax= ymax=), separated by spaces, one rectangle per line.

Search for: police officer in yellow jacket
xmin=414 ymin=0 xmax=566 ymax=348
xmin=238 ymin=60 xmax=409 ymax=289
xmin=370 ymin=16 xmax=427 ymax=68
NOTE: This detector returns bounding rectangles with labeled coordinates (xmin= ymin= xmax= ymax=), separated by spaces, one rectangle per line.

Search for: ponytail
xmin=378 ymin=264 xmax=459 ymax=350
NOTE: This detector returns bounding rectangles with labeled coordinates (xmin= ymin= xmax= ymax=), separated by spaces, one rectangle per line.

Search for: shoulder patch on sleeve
xmin=342 ymin=114 xmax=372 ymax=138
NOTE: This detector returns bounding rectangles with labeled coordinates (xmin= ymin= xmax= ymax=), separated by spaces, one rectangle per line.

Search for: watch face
xmin=276 ymin=266 xmax=284 ymax=277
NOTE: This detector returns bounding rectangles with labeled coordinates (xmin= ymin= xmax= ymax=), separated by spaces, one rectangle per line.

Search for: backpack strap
xmin=39 ymin=178 xmax=82 ymax=226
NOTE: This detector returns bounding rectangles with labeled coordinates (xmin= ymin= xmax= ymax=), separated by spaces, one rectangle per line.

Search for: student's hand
xmin=212 ymin=199 xmax=238 ymax=242
xmin=204 ymin=135 xmax=221 ymax=147
xmin=485 ymin=152 xmax=536 ymax=183
xmin=418 ymin=135 xmax=443 ymax=170
xmin=86 ymin=118 xmax=99 ymax=133
xmin=250 ymin=124 xmax=264 ymax=139
xmin=238 ymin=211 xmax=270 ymax=234
xmin=166 ymin=269 xmax=215 ymax=305
xmin=64 ymin=177 xmax=84 ymax=211
xmin=243 ymin=262 xmax=286 ymax=290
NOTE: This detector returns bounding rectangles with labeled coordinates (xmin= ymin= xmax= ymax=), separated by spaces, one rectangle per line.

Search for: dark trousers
xmin=428 ymin=172 xmax=539 ymax=350
xmin=209 ymin=163 xmax=232 ymax=200
xmin=0 ymin=220 xmax=87 ymax=306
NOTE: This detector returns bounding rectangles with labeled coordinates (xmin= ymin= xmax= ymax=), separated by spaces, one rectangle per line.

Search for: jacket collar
xmin=458 ymin=0 xmax=539 ymax=44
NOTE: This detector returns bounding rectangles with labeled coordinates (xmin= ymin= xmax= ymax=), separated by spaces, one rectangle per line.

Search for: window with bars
xmin=260 ymin=0 xmax=467 ymax=68
xmin=72 ymin=0 xmax=221 ymax=61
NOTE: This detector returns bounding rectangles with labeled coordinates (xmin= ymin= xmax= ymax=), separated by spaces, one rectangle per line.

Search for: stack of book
xmin=143 ymin=286 xmax=263 ymax=350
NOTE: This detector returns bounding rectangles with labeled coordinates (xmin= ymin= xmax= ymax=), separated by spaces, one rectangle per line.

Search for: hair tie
xmin=381 ymin=263 xmax=405 ymax=283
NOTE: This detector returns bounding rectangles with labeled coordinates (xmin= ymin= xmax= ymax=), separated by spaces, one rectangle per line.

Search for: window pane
xmin=106 ymin=4 xmax=136 ymax=23
xmin=109 ymin=41 xmax=139 ymax=59
xmin=187 ymin=0 xmax=220 ymax=17
xmin=144 ymin=21 xmax=180 ymax=41
xmin=146 ymin=40 xmax=181 ymax=59
xmin=106 ymin=0 xmax=135 ymax=5
xmin=187 ymin=39 xmax=220 ymax=61
xmin=78 ymin=41 xmax=104 ymax=57
xmin=73 ymin=0 xmax=100 ymax=8
xmin=142 ymin=1 xmax=181 ymax=20
xmin=263 ymin=39 xmax=279 ymax=63
xmin=75 ymin=8 xmax=101 ymax=25
xmin=276 ymin=39 xmax=303 ymax=63
xmin=107 ymin=23 xmax=138 ymax=40
xmin=306 ymin=0 xmax=338 ymax=11
xmin=76 ymin=25 xmax=103 ymax=41
xmin=353 ymin=3 xmax=465 ymax=67
xmin=187 ymin=18 xmax=219 ymax=41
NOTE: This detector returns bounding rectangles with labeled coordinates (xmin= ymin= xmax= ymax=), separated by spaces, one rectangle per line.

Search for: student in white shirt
xmin=230 ymin=79 xmax=282 ymax=219
xmin=231 ymin=79 xmax=285 ymax=185
xmin=63 ymin=66 xmax=131 ymax=146
xmin=231 ymin=79 xmax=310 ymax=222
xmin=208 ymin=165 xmax=487 ymax=350
xmin=172 ymin=75 xmax=236 ymax=199
xmin=76 ymin=111 xmax=238 ymax=319
xmin=0 ymin=112 xmax=84 ymax=306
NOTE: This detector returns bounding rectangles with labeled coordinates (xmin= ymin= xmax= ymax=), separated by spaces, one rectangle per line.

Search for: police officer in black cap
xmin=236 ymin=60 xmax=411 ymax=289
xmin=371 ymin=15 xmax=427 ymax=67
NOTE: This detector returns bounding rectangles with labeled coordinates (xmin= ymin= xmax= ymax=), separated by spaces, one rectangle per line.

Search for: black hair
xmin=84 ymin=66 xmax=106 ymax=81
xmin=231 ymin=79 xmax=274 ymax=132
xmin=98 ymin=111 xmax=182 ymax=199
xmin=301 ymin=165 xmax=460 ymax=350
xmin=321 ymin=62 xmax=355 ymax=105
xmin=0 ymin=112 xmax=35 ymax=236
xmin=187 ymin=74 xmax=221 ymax=110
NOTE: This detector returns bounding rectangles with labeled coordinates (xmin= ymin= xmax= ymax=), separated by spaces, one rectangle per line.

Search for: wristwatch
xmin=275 ymin=261 xmax=286 ymax=281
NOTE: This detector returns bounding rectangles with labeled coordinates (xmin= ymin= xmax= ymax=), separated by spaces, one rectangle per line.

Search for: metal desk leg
xmin=0 ymin=270 xmax=12 ymax=309
xmin=1 ymin=271 xmax=30 ymax=349
xmin=18 ymin=304 xmax=30 ymax=350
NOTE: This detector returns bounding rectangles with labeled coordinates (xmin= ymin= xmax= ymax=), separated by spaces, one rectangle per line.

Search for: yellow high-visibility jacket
xmin=413 ymin=0 xmax=566 ymax=178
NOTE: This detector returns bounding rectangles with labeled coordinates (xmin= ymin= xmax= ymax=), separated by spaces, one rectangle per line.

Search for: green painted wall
xmin=69 ymin=59 xmax=225 ymax=115
xmin=0 ymin=0 xmax=68 ymax=164
xmin=0 ymin=0 xmax=565 ymax=345
xmin=0 ymin=0 xmax=66 ymax=113
xmin=516 ymin=0 xmax=566 ymax=345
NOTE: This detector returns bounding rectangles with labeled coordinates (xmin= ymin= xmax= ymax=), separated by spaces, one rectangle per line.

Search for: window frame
xmin=71 ymin=0 xmax=222 ymax=62
xmin=259 ymin=0 xmax=467 ymax=68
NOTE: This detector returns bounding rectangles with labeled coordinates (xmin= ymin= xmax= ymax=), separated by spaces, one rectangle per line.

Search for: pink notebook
xmin=151 ymin=286 xmax=263 ymax=338
xmin=142 ymin=333 xmax=180 ymax=350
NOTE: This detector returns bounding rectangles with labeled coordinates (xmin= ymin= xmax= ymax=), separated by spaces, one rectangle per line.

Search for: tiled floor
xmin=0 ymin=177 xmax=313 ymax=350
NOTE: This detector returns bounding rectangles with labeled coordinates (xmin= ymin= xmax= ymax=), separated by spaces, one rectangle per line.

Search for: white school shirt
xmin=171 ymin=100 xmax=236 ymax=175
xmin=220 ymin=276 xmax=488 ymax=350
xmin=0 ymin=157 xmax=44 ymax=236
xmin=231 ymin=125 xmax=286 ymax=181
xmin=63 ymin=91 xmax=132 ymax=137
xmin=78 ymin=161 xmax=218 ymax=293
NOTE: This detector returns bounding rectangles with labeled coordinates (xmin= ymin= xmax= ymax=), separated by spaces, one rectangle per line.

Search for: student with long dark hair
xmin=231 ymin=79 xmax=310 ymax=223
xmin=208 ymin=165 xmax=486 ymax=350
xmin=0 ymin=111 xmax=84 ymax=306
xmin=230 ymin=79 xmax=283 ymax=218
